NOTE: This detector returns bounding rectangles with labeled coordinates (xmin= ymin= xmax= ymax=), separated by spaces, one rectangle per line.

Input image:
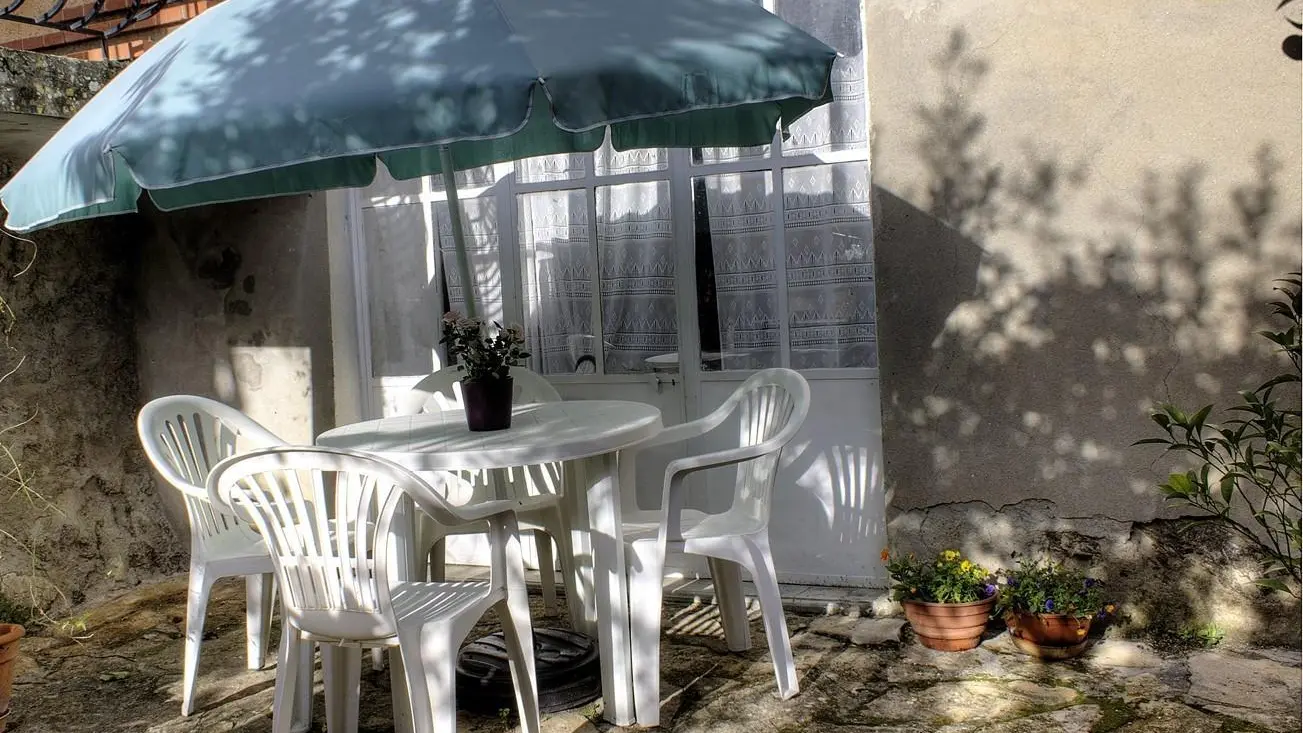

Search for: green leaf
xmin=1192 ymin=404 xmax=1213 ymax=428
xmin=1133 ymin=438 xmax=1172 ymax=446
xmin=1255 ymin=578 xmax=1290 ymax=592
xmin=1166 ymin=472 xmax=1194 ymax=496
xmin=1219 ymin=474 xmax=1236 ymax=503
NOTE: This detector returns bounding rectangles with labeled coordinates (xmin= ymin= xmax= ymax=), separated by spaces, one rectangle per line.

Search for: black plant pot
xmin=462 ymin=377 xmax=514 ymax=431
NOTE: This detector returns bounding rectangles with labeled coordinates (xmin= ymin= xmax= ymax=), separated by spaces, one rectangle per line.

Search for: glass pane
xmin=362 ymin=204 xmax=439 ymax=377
xmin=515 ymin=153 xmax=587 ymax=184
xmin=517 ymin=190 xmax=595 ymax=375
xmin=595 ymin=132 xmax=668 ymax=176
xmin=596 ymin=181 xmax=678 ymax=373
xmin=693 ymin=145 xmax=770 ymax=166
xmin=776 ymin=0 xmax=868 ymax=156
xmin=784 ymin=162 xmax=877 ymax=368
xmin=695 ymin=171 xmax=780 ymax=371
xmin=434 ymin=197 xmax=504 ymax=327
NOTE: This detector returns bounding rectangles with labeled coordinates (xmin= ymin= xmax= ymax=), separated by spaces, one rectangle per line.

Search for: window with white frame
xmin=355 ymin=0 xmax=872 ymax=380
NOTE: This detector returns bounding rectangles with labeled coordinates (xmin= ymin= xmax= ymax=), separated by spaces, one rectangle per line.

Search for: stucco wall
xmin=867 ymin=1 xmax=1301 ymax=641
xmin=133 ymin=195 xmax=336 ymax=537
xmin=0 ymin=157 xmax=183 ymax=614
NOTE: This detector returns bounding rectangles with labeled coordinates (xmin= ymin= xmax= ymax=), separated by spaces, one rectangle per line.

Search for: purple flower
xmin=983 ymin=584 xmax=997 ymax=598
xmin=1084 ymin=577 xmax=1099 ymax=588
xmin=1043 ymin=598 xmax=1055 ymax=612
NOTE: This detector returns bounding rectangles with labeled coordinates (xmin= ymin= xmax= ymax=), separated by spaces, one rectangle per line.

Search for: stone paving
xmin=8 ymin=576 xmax=1301 ymax=732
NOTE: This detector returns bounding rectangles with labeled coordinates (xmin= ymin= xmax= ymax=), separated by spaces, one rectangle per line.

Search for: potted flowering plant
xmin=440 ymin=312 xmax=530 ymax=431
xmin=996 ymin=558 xmax=1115 ymax=659
xmin=884 ymin=548 xmax=997 ymax=651
xmin=0 ymin=617 xmax=24 ymax=733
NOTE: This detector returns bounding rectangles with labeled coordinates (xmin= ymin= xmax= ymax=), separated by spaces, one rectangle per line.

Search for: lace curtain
xmin=515 ymin=0 xmax=873 ymax=374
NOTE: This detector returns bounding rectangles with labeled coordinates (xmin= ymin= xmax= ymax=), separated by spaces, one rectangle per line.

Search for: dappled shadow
xmin=874 ymin=30 xmax=1301 ymax=643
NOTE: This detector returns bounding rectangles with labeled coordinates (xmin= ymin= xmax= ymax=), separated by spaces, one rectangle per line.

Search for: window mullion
xmin=496 ymin=163 xmax=524 ymax=329
xmin=771 ymin=140 xmax=791 ymax=368
xmin=584 ymin=155 xmax=605 ymax=376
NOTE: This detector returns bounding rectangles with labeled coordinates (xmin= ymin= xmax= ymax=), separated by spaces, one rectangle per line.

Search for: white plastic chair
xmin=401 ymin=365 xmax=572 ymax=615
xmin=622 ymin=368 xmax=810 ymax=726
xmin=135 ymin=396 xmax=285 ymax=717
xmin=207 ymin=445 xmax=541 ymax=733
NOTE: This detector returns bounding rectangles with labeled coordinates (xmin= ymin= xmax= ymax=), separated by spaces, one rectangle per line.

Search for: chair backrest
xmin=399 ymin=365 xmax=561 ymax=416
xmin=207 ymin=446 xmax=473 ymax=641
xmin=136 ymin=395 xmax=284 ymax=553
xmin=711 ymin=369 xmax=810 ymax=528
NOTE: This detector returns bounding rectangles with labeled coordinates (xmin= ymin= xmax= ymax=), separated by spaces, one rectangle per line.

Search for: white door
xmin=339 ymin=0 xmax=885 ymax=587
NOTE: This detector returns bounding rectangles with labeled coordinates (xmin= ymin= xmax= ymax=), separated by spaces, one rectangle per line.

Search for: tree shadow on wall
xmin=874 ymin=30 xmax=1302 ymax=643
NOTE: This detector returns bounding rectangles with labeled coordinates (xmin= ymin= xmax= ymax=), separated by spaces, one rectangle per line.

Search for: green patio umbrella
xmin=0 ymin=0 xmax=837 ymax=318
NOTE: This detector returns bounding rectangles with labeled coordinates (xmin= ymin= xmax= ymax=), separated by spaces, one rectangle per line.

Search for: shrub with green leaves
xmin=883 ymin=548 xmax=996 ymax=603
xmin=1137 ymin=274 xmax=1301 ymax=594
xmin=997 ymin=558 xmax=1110 ymax=619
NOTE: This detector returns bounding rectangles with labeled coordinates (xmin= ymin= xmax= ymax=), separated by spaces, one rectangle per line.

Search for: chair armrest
xmin=446 ymin=499 xmax=533 ymax=525
xmin=656 ymin=442 xmax=780 ymax=541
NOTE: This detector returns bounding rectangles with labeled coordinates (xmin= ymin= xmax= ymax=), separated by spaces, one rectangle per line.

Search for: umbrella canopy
xmin=0 ymin=0 xmax=837 ymax=233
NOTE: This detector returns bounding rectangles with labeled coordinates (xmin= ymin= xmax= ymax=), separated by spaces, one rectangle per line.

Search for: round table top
xmin=317 ymin=400 xmax=663 ymax=471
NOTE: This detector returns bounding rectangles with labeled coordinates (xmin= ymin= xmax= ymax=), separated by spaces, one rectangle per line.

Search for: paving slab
xmin=7 ymin=575 xmax=1302 ymax=732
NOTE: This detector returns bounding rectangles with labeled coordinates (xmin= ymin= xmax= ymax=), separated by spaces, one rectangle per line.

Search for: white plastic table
xmin=317 ymin=400 xmax=663 ymax=726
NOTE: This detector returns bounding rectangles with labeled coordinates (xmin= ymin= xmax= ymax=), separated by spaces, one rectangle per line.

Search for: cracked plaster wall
xmin=866 ymin=1 xmax=1301 ymax=642
xmin=133 ymin=195 xmax=336 ymax=538
xmin=0 ymin=157 xmax=183 ymax=614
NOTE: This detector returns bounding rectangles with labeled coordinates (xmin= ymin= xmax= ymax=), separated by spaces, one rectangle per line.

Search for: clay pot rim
xmin=0 ymin=623 xmax=24 ymax=645
xmin=1008 ymin=610 xmax=1094 ymax=621
xmin=902 ymin=596 xmax=996 ymax=609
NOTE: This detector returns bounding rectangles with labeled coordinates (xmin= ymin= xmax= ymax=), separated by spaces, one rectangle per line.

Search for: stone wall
xmin=0 ymin=158 xmax=182 ymax=615
xmin=866 ymin=1 xmax=1301 ymax=643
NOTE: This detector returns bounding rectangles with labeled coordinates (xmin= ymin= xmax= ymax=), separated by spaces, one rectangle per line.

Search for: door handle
xmin=649 ymin=373 xmax=678 ymax=393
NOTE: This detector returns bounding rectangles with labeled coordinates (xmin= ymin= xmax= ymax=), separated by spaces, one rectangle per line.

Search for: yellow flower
xmin=960 ymin=560 xmax=972 ymax=572
xmin=881 ymin=548 xmax=891 ymax=563
xmin=909 ymin=587 xmax=917 ymax=594
xmin=1104 ymin=603 xmax=1116 ymax=614
xmin=941 ymin=549 xmax=960 ymax=562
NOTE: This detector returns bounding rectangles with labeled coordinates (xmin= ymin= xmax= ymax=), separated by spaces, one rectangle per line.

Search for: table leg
xmin=564 ymin=459 xmax=596 ymax=635
xmin=581 ymin=452 xmax=635 ymax=726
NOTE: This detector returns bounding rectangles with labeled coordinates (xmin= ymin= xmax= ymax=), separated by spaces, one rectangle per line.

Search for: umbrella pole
xmin=439 ymin=145 xmax=478 ymax=320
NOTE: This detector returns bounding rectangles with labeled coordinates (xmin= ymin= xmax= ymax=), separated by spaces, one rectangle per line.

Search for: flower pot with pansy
xmin=883 ymin=548 xmax=998 ymax=651
xmin=996 ymin=558 xmax=1115 ymax=660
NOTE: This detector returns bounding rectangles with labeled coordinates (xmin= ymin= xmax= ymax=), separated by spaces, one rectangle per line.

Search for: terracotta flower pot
xmin=902 ymin=596 xmax=995 ymax=651
xmin=0 ymin=623 xmax=25 ymax=733
xmin=462 ymin=377 xmax=514 ymax=432
xmin=1006 ymin=611 xmax=1093 ymax=659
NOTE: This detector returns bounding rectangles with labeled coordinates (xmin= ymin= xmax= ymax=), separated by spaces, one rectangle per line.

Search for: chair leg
xmin=534 ymin=529 xmax=558 ymax=615
xmin=399 ymin=625 xmax=458 ymax=733
xmin=388 ymin=647 xmax=414 ymax=733
xmin=245 ymin=572 xmax=275 ymax=670
xmin=742 ymin=535 xmax=799 ymax=699
xmin=321 ymin=644 xmax=362 ymax=733
xmin=429 ymin=539 xmax=447 ymax=582
xmin=627 ymin=540 xmax=666 ymax=728
xmin=496 ymin=596 xmax=540 ymax=733
xmin=708 ymin=557 xmax=752 ymax=652
xmin=272 ymin=626 xmax=304 ymax=733
xmin=290 ymin=640 xmax=314 ymax=733
xmin=181 ymin=563 xmax=215 ymax=716
xmin=370 ymin=647 xmax=386 ymax=672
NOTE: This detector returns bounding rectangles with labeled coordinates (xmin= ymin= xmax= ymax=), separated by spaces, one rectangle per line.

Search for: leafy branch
xmin=1137 ymin=274 xmax=1302 ymax=594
